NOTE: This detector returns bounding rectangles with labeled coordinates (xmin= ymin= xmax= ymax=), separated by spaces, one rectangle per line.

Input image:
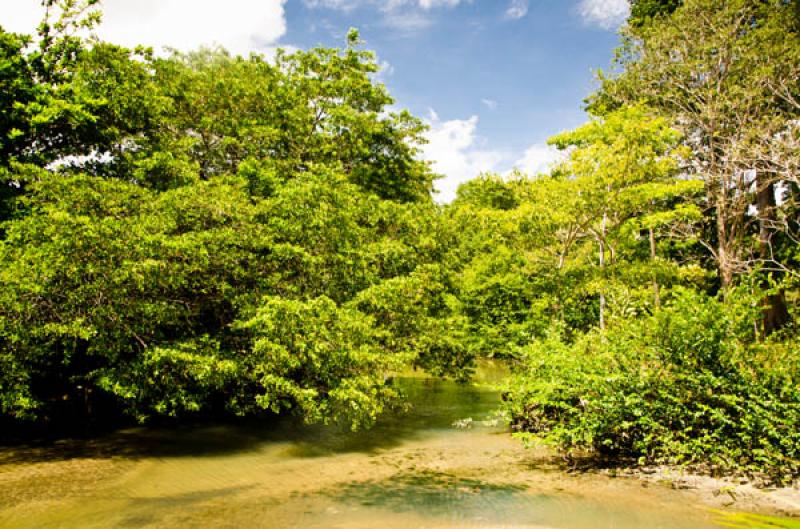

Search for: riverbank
xmin=593 ymin=465 xmax=800 ymax=518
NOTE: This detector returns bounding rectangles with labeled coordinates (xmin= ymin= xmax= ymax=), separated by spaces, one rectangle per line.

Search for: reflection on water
xmin=0 ymin=362 xmax=726 ymax=528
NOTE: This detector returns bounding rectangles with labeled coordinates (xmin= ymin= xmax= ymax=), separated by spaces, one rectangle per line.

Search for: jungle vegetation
xmin=1 ymin=0 xmax=799 ymax=479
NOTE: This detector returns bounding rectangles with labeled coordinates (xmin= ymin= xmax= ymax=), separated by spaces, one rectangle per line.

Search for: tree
xmin=549 ymin=105 xmax=701 ymax=328
xmin=591 ymin=0 xmax=800 ymax=333
xmin=143 ymin=38 xmax=433 ymax=201
xmin=0 ymin=29 xmax=37 ymax=223
xmin=0 ymin=8 xmax=457 ymax=428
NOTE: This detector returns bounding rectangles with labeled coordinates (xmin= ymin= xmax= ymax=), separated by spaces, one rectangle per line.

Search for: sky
xmin=2 ymin=0 xmax=628 ymax=202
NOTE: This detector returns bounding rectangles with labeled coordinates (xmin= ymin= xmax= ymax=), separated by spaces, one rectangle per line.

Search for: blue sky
xmin=286 ymin=0 xmax=627 ymax=200
xmin=3 ymin=0 xmax=629 ymax=201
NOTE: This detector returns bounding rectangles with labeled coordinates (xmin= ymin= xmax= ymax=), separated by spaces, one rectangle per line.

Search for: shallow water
xmin=0 ymin=363 xmax=730 ymax=528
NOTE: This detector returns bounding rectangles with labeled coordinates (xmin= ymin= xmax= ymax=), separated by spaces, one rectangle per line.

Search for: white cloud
xmin=512 ymin=143 xmax=565 ymax=176
xmin=304 ymin=0 xmax=465 ymax=32
xmin=379 ymin=60 xmax=395 ymax=76
xmin=382 ymin=10 xmax=434 ymax=31
xmin=0 ymin=1 xmax=42 ymax=34
xmin=304 ymin=0 xmax=360 ymax=9
xmin=481 ymin=98 xmax=498 ymax=110
xmin=577 ymin=0 xmax=630 ymax=30
xmin=306 ymin=0 xmax=465 ymax=8
xmin=504 ymin=0 xmax=529 ymax=20
xmin=374 ymin=59 xmax=395 ymax=82
xmin=422 ymin=110 xmax=506 ymax=203
xmin=418 ymin=0 xmax=463 ymax=8
xmin=1 ymin=0 xmax=288 ymax=56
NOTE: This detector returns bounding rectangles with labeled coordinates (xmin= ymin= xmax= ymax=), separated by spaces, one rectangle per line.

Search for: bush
xmin=238 ymin=296 xmax=404 ymax=430
xmin=504 ymin=289 xmax=800 ymax=480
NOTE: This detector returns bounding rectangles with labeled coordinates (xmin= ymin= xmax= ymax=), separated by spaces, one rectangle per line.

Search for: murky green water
xmin=0 ymin=363 xmax=739 ymax=528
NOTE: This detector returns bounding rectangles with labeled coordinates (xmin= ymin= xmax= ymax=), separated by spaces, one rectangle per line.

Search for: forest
xmin=1 ymin=0 xmax=799 ymax=484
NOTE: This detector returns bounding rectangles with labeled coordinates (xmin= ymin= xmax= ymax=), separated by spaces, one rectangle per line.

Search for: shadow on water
xmin=303 ymin=468 xmax=574 ymax=528
xmin=315 ymin=469 xmax=528 ymax=515
xmin=0 ymin=370 xmax=505 ymax=465
xmin=305 ymin=467 xmax=714 ymax=529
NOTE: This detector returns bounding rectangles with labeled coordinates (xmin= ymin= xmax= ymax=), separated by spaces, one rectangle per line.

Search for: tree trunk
xmin=649 ymin=228 xmax=661 ymax=309
xmin=757 ymin=178 xmax=790 ymax=335
xmin=598 ymin=212 xmax=607 ymax=331
xmin=716 ymin=169 xmax=735 ymax=292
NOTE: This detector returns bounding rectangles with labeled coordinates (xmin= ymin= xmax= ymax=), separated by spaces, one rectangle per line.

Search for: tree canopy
xmin=0 ymin=5 xmax=454 ymax=430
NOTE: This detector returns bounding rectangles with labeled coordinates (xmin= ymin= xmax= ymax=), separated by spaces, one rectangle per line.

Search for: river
xmin=0 ymin=363 xmax=757 ymax=528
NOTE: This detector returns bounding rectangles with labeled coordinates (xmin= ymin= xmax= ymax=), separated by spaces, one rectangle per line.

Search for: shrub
xmin=504 ymin=289 xmax=800 ymax=480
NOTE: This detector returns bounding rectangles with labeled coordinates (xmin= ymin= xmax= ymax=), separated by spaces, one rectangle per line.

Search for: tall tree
xmin=591 ymin=0 xmax=800 ymax=332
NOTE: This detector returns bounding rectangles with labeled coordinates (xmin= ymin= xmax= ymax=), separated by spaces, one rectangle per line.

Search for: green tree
xmin=0 ymin=7 xmax=455 ymax=428
xmin=592 ymin=0 xmax=800 ymax=332
xmin=144 ymin=39 xmax=432 ymax=201
xmin=549 ymin=105 xmax=701 ymax=328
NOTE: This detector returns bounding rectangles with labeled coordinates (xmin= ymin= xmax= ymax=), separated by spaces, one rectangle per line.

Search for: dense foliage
xmin=489 ymin=0 xmax=800 ymax=479
xmin=0 ymin=3 xmax=463 ymax=431
xmin=506 ymin=290 xmax=800 ymax=477
xmin=2 ymin=0 xmax=799 ymax=480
